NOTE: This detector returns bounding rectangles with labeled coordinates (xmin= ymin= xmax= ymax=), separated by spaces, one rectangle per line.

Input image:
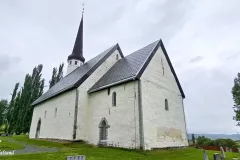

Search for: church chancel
xmin=29 ymin=11 xmax=188 ymax=150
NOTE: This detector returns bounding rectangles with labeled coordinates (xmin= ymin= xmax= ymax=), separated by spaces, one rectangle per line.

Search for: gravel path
xmin=7 ymin=138 xmax=59 ymax=154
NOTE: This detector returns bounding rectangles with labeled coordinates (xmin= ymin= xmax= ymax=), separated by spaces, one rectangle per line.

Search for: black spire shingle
xmin=68 ymin=15 xmax=85 ymax=63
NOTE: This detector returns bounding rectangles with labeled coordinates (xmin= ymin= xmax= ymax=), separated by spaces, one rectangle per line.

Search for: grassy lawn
xmin=0 ymin=137 xmax=25 ymax=151
xmin=0 ymin=135 xmax=240 ymax=160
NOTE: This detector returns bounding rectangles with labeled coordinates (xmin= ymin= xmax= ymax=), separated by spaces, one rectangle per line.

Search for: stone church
xmin=29 ymin=13 xmax=188 ymax=150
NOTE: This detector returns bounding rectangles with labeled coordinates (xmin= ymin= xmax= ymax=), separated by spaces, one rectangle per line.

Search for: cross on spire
xmin=82 ymin=2 xmax=84 ymax=15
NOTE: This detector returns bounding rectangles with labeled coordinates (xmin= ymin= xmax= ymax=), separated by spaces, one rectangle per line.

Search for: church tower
xmin=66 ymin=12 xmax=85 ymax=75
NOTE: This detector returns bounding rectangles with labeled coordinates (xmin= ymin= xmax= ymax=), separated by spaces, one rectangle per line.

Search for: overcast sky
xmin=1 ymin=0 xmax=240 ymax=134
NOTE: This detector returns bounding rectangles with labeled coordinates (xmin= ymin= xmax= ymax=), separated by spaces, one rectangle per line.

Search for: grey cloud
xmin=226 ymin=53 xmax=240 ymax=61
xmin=1 ymin=0 xmax=240 ymax=134
xmin=183 ymin=67 xmax=236 ymax=133
xmin=189 ymin=56 xmax=204 ymax=63
xmin=0 ymin=55 xmax=21 ymax=76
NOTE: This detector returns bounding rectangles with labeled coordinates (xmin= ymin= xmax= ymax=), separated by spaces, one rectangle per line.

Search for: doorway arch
xmin=35 ymin=118 xmax=41 ymax=138
xmin=98 ymin=117 xmax=110 ymax=145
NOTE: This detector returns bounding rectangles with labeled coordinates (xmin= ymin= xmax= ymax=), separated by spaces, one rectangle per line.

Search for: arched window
xmin=44 ymin=110 xmax=47 ymax=118
xmin=165 ymin=99 xmax=169 ymax=111
xmin=75 ymin=61 xmax=78 ymax=65
xmin=112 ymin=92 xmax=116 ymax=106
xmin=70 ymin=61 xmax=72 ymax=65
xmin=116 ymin=54 xmax=119 ymax=60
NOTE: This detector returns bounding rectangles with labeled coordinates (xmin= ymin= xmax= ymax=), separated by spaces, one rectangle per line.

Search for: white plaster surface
xmin=76 ymin=50 xmax=122 ymax=140
xmin=140 ymin=47 xmax=188 ymax=149
xmin=29 ymin=89 xmax=76 ymax=140
xmin=88 ymin=81 xmax=140 ymax=148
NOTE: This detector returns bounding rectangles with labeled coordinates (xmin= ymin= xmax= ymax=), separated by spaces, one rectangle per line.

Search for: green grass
xmin=1 ymin=135 xmax=240 ymax=160
xmin=0 ymin=137 xmax=24 ymax=151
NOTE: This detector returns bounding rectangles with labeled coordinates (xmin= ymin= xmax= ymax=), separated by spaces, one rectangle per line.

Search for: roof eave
xmin=88 ymin=76 xmax=137 ymax=93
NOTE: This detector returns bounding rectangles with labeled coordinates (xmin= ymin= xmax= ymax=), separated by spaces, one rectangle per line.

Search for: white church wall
xmin=29 ymin=89 xmax=76 ymax=140
xmin=76 ymin=50 xmax=122 ymax=140
xmin=88 ymin=81 xmax=140 ymax=148
xmin=141 ymin=46 xmax=188 ymax=150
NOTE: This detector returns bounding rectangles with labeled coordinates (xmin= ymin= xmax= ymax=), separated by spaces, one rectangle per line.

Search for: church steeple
xmin=67 ymin=15 xmax=85 ymax=63
xmin=66 ymin=5 xmax=85 ymax=75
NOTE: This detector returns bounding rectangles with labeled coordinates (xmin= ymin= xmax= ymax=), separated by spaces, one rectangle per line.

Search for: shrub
xmin=197 ymin=136 xmax=237 ymax=148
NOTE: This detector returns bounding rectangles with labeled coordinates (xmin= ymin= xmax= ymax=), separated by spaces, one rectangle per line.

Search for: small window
xmin=69 ymin=113 xmax=71 ymax=118
xmin=44 ymin=110 xmax=47 ymax=118
xmin=112 ymin=92 xmax=116 ymax=106
xmin=116 ymin=54 xmax=119 ymax=60
xmin=55 ymin=108 xmax=57 ymax=118
xmin=70 ymin=61 xmax=72 ymax=65
xmin=107 ymin=88 xmax=110 ymax=95
xmin=165 ymin=99 xmax=169 ymax=111
xmin=161 ymin=58 xmax=164 ymax=75
xmin=75 ymin=61 xmax=78 ymax=65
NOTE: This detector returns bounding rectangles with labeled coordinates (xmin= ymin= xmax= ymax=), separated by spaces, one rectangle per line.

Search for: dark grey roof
xmin=32 ymin=44 xmax=124 ymax=106
xmin=89 ymin=39 xmax=185 ymax=98
xmin=89 ymin=40 xmax=160 ymax=92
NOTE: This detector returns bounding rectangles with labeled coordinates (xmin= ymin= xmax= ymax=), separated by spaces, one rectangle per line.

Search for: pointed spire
xmin=68 ymin=3 xmax=85 ymax=63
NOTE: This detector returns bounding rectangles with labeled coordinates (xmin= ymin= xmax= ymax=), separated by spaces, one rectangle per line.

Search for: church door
xmin=100 ymin=121 xmax=107 ymax=141
xmin=35 ymin=118 xmax=41 ymax=138
xmin=98 ymin=118 xmax=110 ymax=146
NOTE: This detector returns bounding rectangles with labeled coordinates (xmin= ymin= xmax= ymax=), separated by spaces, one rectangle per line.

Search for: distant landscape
xmin=188 ymin=133 xmax=240 ymax=141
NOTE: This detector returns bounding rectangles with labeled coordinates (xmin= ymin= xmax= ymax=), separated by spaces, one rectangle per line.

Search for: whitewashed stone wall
xmin=76 ymin=50 xmax=121 ymax=140
xmin=29 ymin=89 xmax=76 ymax=140
xmin=141 ymin=47 xmax=188 ymax=150
xmin=88 ymin=81 xmax=140 ymax=148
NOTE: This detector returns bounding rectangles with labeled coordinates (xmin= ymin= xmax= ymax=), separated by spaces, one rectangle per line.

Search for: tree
xmin=6 ymin=83 xmax=20 ymax=133
xmin=232 ymin=73 xmax=240 ymax=126
xmin=192 ymin=134 xmax=195 ymax=144
xmin=0 ymin=99 xmax=8 ymax=127
xmin=49 ymin=63 xmax=64 ymax=88
xmin=196 ymin=136 xmax=211 ymax=146
xmin=6 ymin=64 xmax=45 ymax=134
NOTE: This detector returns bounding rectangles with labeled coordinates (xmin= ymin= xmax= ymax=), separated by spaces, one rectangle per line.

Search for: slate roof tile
xmin=89 ymin=40 xmax=160 ymax=92
xmin=32 ymin=44 xmax=120 ymax=106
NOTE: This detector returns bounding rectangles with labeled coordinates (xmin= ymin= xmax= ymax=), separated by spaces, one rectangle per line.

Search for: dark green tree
xmin=192 ymin=133 xmax=195 ymax=144
xmin=0 ymin=99 xmax=8 ymax=127
xmin=232 ymin=73 xmax=240 ymax=126
xmin=22 ymin=64 xmax=45 ymax=133
xmin=7 ymin=64 xmax=45 ymax=134
xmin=49 ymin=63 xmax=64 ymax=88
xmin=6 ymin=83 xmax=20 ymax=133
xmin=196 ymin=136 xmax=211 ymax=147
xmin=49 ymin=67 xmax=57 ymax=89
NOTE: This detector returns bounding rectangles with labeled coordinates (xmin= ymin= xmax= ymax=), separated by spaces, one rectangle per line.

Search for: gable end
xmin=137 ymin=39 xmax=185 ymax=98
xmin=74 ymin=44 xmax=124 ymax=88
